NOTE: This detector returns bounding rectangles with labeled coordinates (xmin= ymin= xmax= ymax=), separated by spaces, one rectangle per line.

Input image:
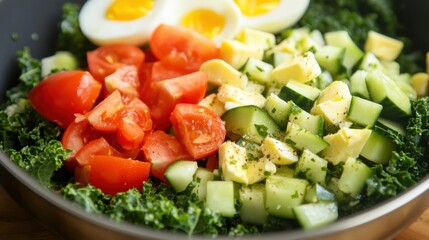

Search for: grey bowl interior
xmin=0 ymin=0 xmax=429 ymax=239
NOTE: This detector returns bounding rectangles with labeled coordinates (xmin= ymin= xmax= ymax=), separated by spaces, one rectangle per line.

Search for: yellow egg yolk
xmin=181 ymin=9 xmax=225 ymax=39
xmin=234 ymin=0 xmax=280 ymax=16
xmin=106 ymin=0 xmax=154 ymax=21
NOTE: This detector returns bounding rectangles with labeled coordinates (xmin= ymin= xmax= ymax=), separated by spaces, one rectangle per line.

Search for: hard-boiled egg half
xmin=163 ymin=0 xmax=242 ymax=46
xmin=79 ymin=0 xmax=170 ymax=46
xmin=233 ymin=0 xmax=310 ymax=33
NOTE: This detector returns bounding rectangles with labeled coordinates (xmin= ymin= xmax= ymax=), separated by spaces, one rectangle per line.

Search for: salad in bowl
xmin=0 ymin=0 xmax=428 ymax=239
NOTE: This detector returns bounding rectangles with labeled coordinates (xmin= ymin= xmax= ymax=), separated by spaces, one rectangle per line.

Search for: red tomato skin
xmin=104 ymin=65 xmax=141 ymax=101
xmin=206 ymin=155 xmax=218 ymax=171
xmin=148 ymin=71 xmax=208 ymax=130
xmin=150 ymin=24 xmax=219 ymax=73
xmin=116 ymin=97 xmax=153 ymax=150
xmin=61 ymin=119 xmax=101 ymax=172
xmin=28 ymin=71 xmax=102 ymax=128
xmin=142 ymin=130 xmax=192 ymax=183
xmin=86 ymin=90 xmax=124 ymax=132
xmin=88 ymin=155 xmax=151 ymax=195
xmin=74 ymin=137 xmax=124 ymax=166
xmin=87 ymin=44 xmax=145 ymax=82
xmin=170 ymin=103 xmax=226 ymax=159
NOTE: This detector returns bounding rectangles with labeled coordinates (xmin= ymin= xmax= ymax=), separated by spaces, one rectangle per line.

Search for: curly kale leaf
xmin=108 ymin=180 xmax=225 ymax=236
xmin=61 ymin=183 xmax=111 ymax=214
xmin=56 ymin=3 xmax=95 ymax=66
xmin=355 ymin=97 xmax=429 ymax=209
xmin=0 ymin=48 xmax=67 ymax=188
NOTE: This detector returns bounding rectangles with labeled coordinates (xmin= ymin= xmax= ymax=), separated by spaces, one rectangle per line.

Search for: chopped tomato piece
xmin=150 ymin=24 xmax=219 ymax=73
xmin=116 ymin=97 xmax=153 ymax=150
xmin=86 ymin=90 xmax=124 ymax=132
xmin=151 ymin=61 xmax=189 ymax=82
xmin=87 ymin=155 xmax=151 ymax=195
xmin=87 ymin=43 xmax=145 ymax=82
xmin=170 ymin=104 xmax=226 ymax=159
xmin=149 ymin=71 xmax=208 ymax=130
xmin=206 ymin=155 xmax=218 ymax=171
xmin=142 ymin=130 xmax=192 ymax=183
xmin=61 ymin=119 xmax=101 ymax=172
xmin=74 ymin=137 xmax=123 ymax=166
xmin=104 ymin=65 xmax=140 ymax=101
xmin=28 ymin=70 xmax=102 ymax=128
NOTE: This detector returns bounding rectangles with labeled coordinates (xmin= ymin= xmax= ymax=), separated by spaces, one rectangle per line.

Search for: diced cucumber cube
xmin=295 ymin=149 xmax=328 ymax=185
xmin=265 ymin=176 xmax=308 ymax=219
xmin=360 ymin=129 xmax=395 ymax=165
xmin=206 ymin=181 xmax=236 ymax=217
xmin=284 ymin=122 xmax=329 ymax=154
xmin=337 ymin=158 xmax=373 ymax=197
xmin=347 ymin=96 xmax=383 ymax=128
xmin=164 ymin=160 xmax=198 ymax=193
xmin=278 ymin=80 xmax=321 ymax=112
xmin=239 ymin=184 xmax=268 ymax=225
xmin=305 ymin=183 xmax=336 ymax=203
xmin=293 ymin=202 xmax=338 ymax=229
xmin=192 ymin=168 xmax=214 ymax=200
xmin=264 ymin=93 xmax=292 ymax=129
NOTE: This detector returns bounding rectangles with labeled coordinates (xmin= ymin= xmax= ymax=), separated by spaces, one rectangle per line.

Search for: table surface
xmin=0 ymin=186 xmax=428 ymax=240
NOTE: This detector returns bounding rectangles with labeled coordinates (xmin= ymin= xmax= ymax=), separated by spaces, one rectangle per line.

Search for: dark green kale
xmin=56 ymin=3 xmax=95 ymax=66
xmin=61 ymin=183 xmax=111 ymax=214
xmin=61 ymin=180 xmax=260 ymax=236
xmin=0 ymin=48 xmax=67 ymax=188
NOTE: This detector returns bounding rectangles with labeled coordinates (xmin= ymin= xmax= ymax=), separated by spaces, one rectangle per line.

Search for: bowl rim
xmin=1 ymin=149 xmax=428 ymax=240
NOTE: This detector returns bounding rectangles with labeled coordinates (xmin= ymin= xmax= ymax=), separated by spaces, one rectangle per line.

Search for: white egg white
xmin=79 ymin=0 xmax=171 ymax=46
xmin=164 ymin=0 xmax=243 ymax=46
xmin=239 ymin=0 xmax=310 ymax=33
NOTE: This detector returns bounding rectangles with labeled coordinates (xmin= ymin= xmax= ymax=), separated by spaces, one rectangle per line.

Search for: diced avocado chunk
xmin=265 ymin=176 xmax=308 ymax=219
xmin=260 ymin=137 xmax=299 ymax=165
xmin=321 ymin=128 xmax=372 ymax=165
xmin=364 ymin=31 xmax=404 ymax=61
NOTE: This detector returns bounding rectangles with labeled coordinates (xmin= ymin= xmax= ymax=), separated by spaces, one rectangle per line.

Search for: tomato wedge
xmin=142 ymin=130 xmax=192 ymax=183
xmin=170 ymin=104 xmax=226 ymax=159
xmin=150 ymin=24 xmax=219 ymax=73
xmin=28 ymin=70 xmax=102 ymax=128
xmin=74 ymin=137 xmax=123 ymax=166
xmin=87 ymin=155 xmax=151 ymax=195
xmin=104 ymin=65 xmax=140 ymax=101
xmin=116 ymin=98 xmax=153 ymax=150
xmin=61 ymin=119 xmax=101 ymax=172
xmin=86 ymin=90 xmax=124 ymax=132
xmin=87 ymin=43 xmax=145 ymax=82
xmin=149 ymin=71 xmax=208 ymax=130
